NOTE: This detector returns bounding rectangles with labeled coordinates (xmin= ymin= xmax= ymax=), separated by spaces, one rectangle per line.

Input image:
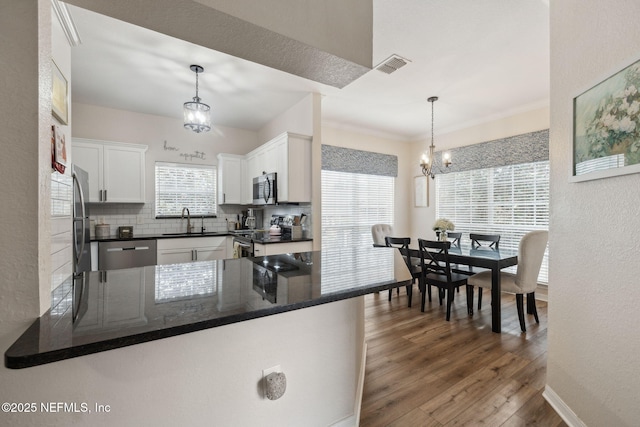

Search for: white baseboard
xmin=542 ymin=385 xmax=586 ymax=427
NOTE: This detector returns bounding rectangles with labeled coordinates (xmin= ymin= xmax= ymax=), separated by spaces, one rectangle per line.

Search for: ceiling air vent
xmin=375 ymin=55 xmax=410 ymax=74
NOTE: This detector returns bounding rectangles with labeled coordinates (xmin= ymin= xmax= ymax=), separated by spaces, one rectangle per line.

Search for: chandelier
xmin=420 ymin=96 xmax=451 ymax=178
xmin=183 ymin=64 xmax=211 ymax=133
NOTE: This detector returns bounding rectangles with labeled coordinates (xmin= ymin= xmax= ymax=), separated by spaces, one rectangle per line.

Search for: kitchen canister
xmin=95 ymin=224 xmax=110 ymax=239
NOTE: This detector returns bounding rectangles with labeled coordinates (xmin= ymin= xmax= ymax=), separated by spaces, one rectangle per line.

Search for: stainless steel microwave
xmin=253 ymin=172 xmax=277 ymax=205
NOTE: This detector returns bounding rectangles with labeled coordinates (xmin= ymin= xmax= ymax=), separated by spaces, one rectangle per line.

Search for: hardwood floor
xmin=360 ymin=285 xmax=566 ymax=427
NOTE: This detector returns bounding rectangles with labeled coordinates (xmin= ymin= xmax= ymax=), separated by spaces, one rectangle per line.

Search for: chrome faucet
xmin=181 ymin=207 xmax=192 ymax=233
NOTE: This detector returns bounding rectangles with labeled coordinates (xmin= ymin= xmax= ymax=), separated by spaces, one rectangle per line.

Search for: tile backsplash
xmin=89 ymin=203 xmax=312 ymax=237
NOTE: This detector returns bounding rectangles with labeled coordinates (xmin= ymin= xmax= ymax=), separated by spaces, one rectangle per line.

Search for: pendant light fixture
xmin=420 ymin=96 xmax=451 ymax=179
xmin=183 ymin=64 xmax=211 ymax=133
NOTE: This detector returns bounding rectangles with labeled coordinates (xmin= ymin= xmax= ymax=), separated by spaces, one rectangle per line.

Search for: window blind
xmin=436 ymin=161 xmax=549 ymax=283
xmin=155 ymin=162 xmax=217 ymax=217
xmin=321 ymin=170 xmax=394 ymax=250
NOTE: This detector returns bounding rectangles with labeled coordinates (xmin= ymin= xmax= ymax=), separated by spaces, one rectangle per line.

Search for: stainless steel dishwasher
xmin=98 ymin=240 xmax=157 ymax=270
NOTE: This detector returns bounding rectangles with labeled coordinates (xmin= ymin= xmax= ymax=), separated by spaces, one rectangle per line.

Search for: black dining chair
xmin=447 ymin=231 xmax=462 ymax=247
xmin=462 ymin=233 xmax=500 ymax=294
xmin=384 ymin=237 xmax=420 ymax=308
xmin=417 ymin=239 xmax=472 ymax=321
xmin=470 ymin=233 xmax=500 ymax=249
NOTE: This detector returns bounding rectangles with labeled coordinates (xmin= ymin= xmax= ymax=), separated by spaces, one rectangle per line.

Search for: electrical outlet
xmin=136 ymin=215 xmax=144 ymax=225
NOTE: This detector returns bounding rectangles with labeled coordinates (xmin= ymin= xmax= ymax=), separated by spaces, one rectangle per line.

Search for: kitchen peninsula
xmin=6 ymin=247 xmax=410 ymax=369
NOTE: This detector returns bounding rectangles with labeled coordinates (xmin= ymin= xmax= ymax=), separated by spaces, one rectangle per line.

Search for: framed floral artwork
xmin=572 ymin=56 xmax=640 ymax=182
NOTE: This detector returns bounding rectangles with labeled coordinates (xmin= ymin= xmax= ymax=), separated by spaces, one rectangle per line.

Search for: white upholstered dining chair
xmin=371 ymin=224 xmax=394 ymax=247
xmin=468 ymin=230 xmax=548 ymax=332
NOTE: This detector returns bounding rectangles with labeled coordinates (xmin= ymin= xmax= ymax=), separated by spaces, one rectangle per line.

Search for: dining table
xmin=408 ymin=244 xmax=518 ymax=333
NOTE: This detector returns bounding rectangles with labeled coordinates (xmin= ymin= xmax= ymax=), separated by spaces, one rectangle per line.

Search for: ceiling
xmin=68 ymin=1 xmax=549 ymax=142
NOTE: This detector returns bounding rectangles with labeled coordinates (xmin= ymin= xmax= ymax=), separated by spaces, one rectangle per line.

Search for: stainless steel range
xmin=232 ymin=232 xmax=256 ymax=257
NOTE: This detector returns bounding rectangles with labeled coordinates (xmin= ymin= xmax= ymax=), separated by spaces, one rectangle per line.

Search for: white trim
xmin=542 ymin=385 xmax=587 ymax=427
xmin=51 ymin=0 xmax=82 ymax=47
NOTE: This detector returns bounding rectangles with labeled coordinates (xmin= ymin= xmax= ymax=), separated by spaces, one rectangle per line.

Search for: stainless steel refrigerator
xmin=72 ymin=165 xmax=91 ymax=274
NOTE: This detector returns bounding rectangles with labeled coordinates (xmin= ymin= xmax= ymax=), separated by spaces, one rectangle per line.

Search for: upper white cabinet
xmin=72 ymin=138 xmax=147 ymax=203
xmin=240 ymin=132 xmax=312 ymax=204
xmin=273 ymin=133 xmax=312 ymax=203
xmin=217 ymin=153 xmax=243 ymax=205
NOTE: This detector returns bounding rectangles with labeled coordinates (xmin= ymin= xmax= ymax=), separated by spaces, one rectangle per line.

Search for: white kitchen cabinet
xmin=72 ymin=138 xmax=147 ymax=203
xmin=157 ymin=237 xmax=227 ymax=265
xmin=253 ymin=241 xmax=313 ymax=257
xmin=234 ymin=132 xmax=312 ymax=205
xmin=217 ymin=153 xmax=243 ymax=205
xmin=243 ymin=153 xmax=258 ymax=204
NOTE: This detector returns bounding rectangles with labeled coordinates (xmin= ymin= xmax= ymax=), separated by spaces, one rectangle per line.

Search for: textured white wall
xmin=547 ymin=1 xmax=640 ymax=425
xmin=258 ymin=93 xmax=315 ymax=144
xmin=1 ymin=299 xmax=362 ymax=426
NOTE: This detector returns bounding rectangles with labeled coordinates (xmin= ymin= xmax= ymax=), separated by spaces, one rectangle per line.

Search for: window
xmin=321 ymin=170 xmax=394 ymax=249
xmin=155 ymin=162 xmax=217 ymax=218
xmin=436 ymin=161 xmax=549 ymax=283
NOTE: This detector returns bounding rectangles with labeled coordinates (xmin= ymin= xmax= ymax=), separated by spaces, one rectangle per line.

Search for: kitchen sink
xmin=161 ymin=232 xmax=222 ymax=236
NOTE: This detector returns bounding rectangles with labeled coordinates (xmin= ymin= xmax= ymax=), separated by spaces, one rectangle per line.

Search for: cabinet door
xmin=103 ymin=145 xmax=146 ymax=203
xmin=72 ymin=142 xmax=103 ymax=202
xmin=273 ymin=138 xmax=289 ymax=201
xmin=195 ymin=246 xmax=226 ymax=261
xmin=244 ymin=154 xmax=258 ymax=204
xmin=263 ymin=143 xmax=278 ymax=175
xmin=253 ymin=243 xmax=266 ymax=257
xmin=194 ymin=237 xmax=227 ymax=260
xmin=157 ymin=247 xmax=194 ymax=265
xmin=218 ymin=155 xmax=243 ymax=204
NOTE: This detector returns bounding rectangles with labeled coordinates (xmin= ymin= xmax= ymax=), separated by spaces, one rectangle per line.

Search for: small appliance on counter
xmin=118 ymin=226 xmax=134 ymax=239
xmin=281 ymin=225 xmax=302 ymax=239
xmin=95 ymin=224 xmax=110 ymax=239
xmin=243 ymin=208 xmax=263 ymax=230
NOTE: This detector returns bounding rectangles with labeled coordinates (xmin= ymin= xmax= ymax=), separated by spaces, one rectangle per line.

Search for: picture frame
xmin=414 ymin=175 xmax=428 ymax=207
xmin=51 ymin=60 xmax=68 ymax=125
xmin=571 ymin=55 xmax=640 ymax=182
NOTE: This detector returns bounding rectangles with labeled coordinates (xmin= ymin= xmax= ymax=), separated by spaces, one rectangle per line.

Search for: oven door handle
xmin=233 ymin=240 xmax=251 ymax=248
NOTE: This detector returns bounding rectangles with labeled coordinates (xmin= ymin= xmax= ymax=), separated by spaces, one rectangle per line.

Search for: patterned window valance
xmin=433 ymin=129 xmax=549 ymax=174
xmin=321 ymin=145 xmax=398 ymax=177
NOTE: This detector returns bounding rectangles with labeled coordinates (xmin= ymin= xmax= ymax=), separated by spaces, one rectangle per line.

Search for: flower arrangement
xmin=433 ymin=218 xmax=455 ymax=232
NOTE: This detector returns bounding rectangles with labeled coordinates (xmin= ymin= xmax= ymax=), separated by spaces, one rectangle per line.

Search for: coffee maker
xmin=244 ymin=208 xmax=262 ymax=230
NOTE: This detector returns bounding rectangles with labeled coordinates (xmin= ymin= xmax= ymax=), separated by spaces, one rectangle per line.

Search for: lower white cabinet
xmin=253 ymin=241 xmax=312 ymax=257
xmin=157 ymin=237 xmax=227 ymax=265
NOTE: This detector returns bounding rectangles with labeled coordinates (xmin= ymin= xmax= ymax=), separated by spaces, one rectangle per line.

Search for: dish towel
xmin=233 ymin=242 xmax=240 ymax=259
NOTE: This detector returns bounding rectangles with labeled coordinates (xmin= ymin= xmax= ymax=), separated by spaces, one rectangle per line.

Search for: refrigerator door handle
xmin=72 ymin=171 xmax=87 ymax=269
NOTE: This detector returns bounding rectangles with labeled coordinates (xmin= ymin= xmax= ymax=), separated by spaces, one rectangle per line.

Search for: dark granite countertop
xmin=91 ymin=231 xmax=312 ymax=245
xmin=5 ymin=247 xmax=410 ymax=369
